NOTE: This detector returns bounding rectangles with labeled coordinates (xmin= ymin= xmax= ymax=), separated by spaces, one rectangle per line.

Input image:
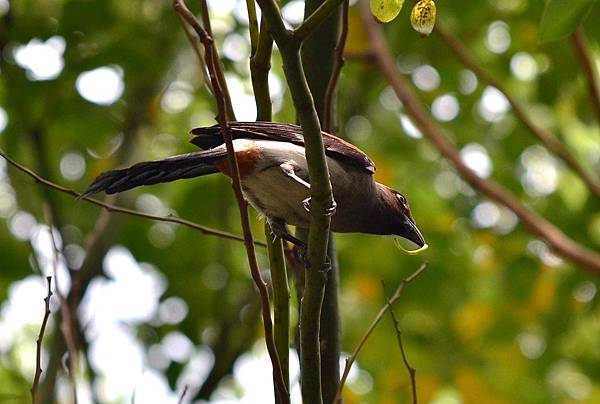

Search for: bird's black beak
xmin=401 ymin=217 xmax=426 ymax=248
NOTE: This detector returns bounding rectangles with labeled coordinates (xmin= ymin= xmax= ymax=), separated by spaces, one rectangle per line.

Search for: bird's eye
xmin=396 ymin=194 xmax=407 ymax=205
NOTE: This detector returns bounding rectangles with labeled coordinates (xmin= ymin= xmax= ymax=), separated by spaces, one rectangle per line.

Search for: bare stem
xmin=435 ymin=23 xmax=600 ymax=200
xmin=362 ymin=4 xmax=600 ymax=275
xmin=323 ymin=0 xmax=348 ymax=132
xmin=382 ymin=281 xmax=418 ymax=404
xmin=31 ymin=276 xmax=53 ymax=404
xmin=266 ymin=226 xmax=290 ymax=403
xmin=0 ymin=151 xmax=262 ymax=246
xmin=43 ymin=205 xmax=79 ymax=404
xmin=334 ymin=263 xmax=428 ymax=403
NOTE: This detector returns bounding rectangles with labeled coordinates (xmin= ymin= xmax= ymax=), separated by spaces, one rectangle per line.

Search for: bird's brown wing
xmin=190 ymin=121 xmax=376 ymax=174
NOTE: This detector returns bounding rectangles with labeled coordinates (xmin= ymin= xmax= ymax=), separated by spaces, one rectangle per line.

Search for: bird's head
xmin=377 ymin=185 xmax=426 ymax=249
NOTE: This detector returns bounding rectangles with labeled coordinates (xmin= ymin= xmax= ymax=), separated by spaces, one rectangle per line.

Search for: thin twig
xmin=333 ymin=263 xmax=428 ymax=403
xmin=43 ymin=205 xmax=79 ymax=404
xmin=435 ymin=23 xmax=600 ymax=200
xmin=571 ymin=30 xmax=600 ymax=125
xmin=31 ymin=276 xmax=53 ymax=404
xmin=382 ymin=281 xmax=417 ymax=404
xmin=361 ymin=3 xmax=600 ymax=274
xmin=0 ymin=151 xmax=263 ymax=246
xmin=198 ymin=0 xmax=237 ymax=121
xmin=177 ymin=385 xmax=189 ymax=404
xmin=177 ymin=14 xmax=213 ymax=95
xmin=172 ymin=1 xmax=288 ymax=400
xmin=323 ymin=0 xmax=349 ymax=132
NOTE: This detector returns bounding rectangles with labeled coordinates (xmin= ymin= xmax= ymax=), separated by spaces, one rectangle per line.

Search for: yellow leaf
xmin=410 ymin=0 xmax=437 ymax=37
xmin=370 ymin=0 xmax=405 ymax=23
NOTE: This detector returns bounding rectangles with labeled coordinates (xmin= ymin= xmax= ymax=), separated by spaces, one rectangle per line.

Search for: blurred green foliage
xmin=1 ymin=0 xmax=599 ymax=403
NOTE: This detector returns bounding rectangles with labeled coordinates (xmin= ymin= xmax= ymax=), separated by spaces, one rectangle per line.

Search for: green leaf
xmin=539 ymin=0 xmax=597 ymax=42
xmin=370 ymin=0 xmax=405 ymax=23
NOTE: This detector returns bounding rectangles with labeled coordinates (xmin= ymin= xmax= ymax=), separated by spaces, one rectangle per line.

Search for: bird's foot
xmin=267 ymin=217 xmax=307 ymax=249
xmin=302 ymin=197 xmax=337 ymax=217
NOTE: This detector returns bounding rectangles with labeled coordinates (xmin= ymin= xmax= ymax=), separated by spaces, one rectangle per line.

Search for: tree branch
xmin=300 ymin=0 xmax=343 ymax=400
xmin=571 ymin=30 xmax=600 ymax=125
xmin=266 ymin=226 xmax=290 ymax=403
xmin=31 ymin=276 xmax=53 ymax=404
xmin=361 ymin=5 xmax=600 ymax=275
xmin=295 ymin=0 xmax=345 ymax=42
xmin=173 ymin=1 xmax=287 ymax=400
xmin=435 ymin=22 xmax=600 ymax=200
xmin=323 ymin=0 xmax=349 ymax=132
xmin=334 ymin=263 xmax=428 ymax=403
xmin=198 ymin=0 xmax=237 ymax=121
xmin=251 ymin=18 xmax=275 ymax=121
xmin=0 ymin=151 xmax=262 ymax=246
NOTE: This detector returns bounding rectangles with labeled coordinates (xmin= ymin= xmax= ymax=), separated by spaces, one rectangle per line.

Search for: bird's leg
xmin=267 ymin=217 xmax=332 ymax=272
xmin=279 ymin=162 xmax=311 ymax=189
xmin=266 ymin=217 xmax=306 ymax=249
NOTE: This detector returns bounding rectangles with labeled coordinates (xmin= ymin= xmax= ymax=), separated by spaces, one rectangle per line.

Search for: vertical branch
xmin=251 ymin=18 xmax=275 ymax=121
xmin=571 ymin=30 xmax=600 ymax=125
xmin=31 ymin=276 xmax=53 ymax=404
xmin=266 ymin=226 xmax=290 ymax=402
xmin=253 ymin=0 xmax=349 ymax=402
xmin=323 ymin=0 xmax=349 ymax=132
xmin=302 ymin=0 xmax=343 ymax=402
xmin=173 ymin=1 xmax=288 ymax=400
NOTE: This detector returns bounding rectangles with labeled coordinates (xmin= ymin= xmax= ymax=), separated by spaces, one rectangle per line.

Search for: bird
xmin=82 ymin=121 xmax=426 ymax=249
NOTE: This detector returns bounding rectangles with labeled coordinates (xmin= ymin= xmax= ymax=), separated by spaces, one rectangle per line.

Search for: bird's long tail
xmin=81 ymin=150 xmax=225 ymax=198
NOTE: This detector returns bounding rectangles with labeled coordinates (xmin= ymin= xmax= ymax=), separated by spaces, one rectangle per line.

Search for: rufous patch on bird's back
xmin=214 ymin=145 xmax=261 ymax=178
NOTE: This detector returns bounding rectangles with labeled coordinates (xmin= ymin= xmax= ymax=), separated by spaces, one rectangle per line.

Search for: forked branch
xmin=333 ymin=263 xmax=428 ymax=403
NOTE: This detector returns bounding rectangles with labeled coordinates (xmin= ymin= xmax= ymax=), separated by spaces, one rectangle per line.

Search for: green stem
xmin=251 ymin=18 xmax=274 ymax=121
xmin=295 ymin=0 xmax=345 ymax=42
xmin=265 ymin=226 xmax=290 ymax=403
xmin=301 ymin=0 xmax=342 ymax=401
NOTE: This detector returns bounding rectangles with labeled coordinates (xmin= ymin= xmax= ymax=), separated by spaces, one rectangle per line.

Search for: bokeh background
xmin=1 ymin=0 xmax=600 ymax=403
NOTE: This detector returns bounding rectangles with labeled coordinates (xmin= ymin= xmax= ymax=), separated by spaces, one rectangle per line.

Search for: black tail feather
xmin=81 ymin=150 xmax=224 ymax=198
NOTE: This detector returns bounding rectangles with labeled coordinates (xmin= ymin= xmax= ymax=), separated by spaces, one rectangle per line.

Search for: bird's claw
xmin=302 ymin=197 xmax=337 ymax=217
